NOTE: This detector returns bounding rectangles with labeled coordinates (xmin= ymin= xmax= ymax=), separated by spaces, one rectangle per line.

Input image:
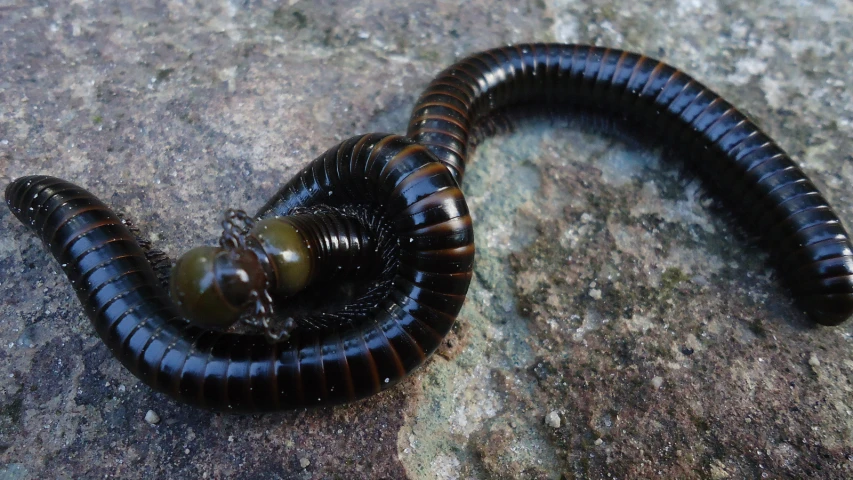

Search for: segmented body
xmin=407 ymin=44 xmax=853 ymax=325
xmin=4 ymin=44 xmax=852 ymax=412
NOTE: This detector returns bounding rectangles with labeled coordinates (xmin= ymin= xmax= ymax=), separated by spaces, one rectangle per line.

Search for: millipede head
xmin=170 ymin=245 xmax=268 ymax=328
xmin=249 ymin=218 xmax=314 ymax=296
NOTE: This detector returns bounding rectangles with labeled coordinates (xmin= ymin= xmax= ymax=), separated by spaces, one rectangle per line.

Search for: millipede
xmin=5 ymin=44 xmax=853 ymax=412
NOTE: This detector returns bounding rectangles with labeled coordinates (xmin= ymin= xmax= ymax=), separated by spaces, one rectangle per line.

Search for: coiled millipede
xmin=5 ymin=44 xmax=853 ymax=412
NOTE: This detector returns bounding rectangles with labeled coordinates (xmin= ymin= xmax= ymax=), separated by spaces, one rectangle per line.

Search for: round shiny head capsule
xmin=250 ymin=218 xmax=313 ymax=296
xmin=170 ymin=245 xmax=267 ymax=328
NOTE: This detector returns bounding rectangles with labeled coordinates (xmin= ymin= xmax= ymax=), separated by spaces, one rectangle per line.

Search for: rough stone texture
xmin=1 ymin=0 xmax=853 ymax=479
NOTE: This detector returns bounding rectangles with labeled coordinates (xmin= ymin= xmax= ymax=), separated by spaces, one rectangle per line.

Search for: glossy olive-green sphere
xmin=170 ymin=245 xmax=264 ymax=328
xmin=250 ymin=218 xmax=313 ymax=296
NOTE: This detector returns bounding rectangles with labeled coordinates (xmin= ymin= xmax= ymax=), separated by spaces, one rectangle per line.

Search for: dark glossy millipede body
xmin=5 ymin=43 xmax=853 ymax=412
xmin=408 ymin=43 xmax=853 ymax=325
xmin=5 ymin=135 xmax=474 ymax=412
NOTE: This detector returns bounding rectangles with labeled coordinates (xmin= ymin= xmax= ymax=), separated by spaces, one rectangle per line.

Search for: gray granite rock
xmin=1 ymin=1 xmax=852 ymax=478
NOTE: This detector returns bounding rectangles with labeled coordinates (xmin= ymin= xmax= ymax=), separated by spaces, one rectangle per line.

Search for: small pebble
xmin=589 ymin=288 xmax=602 ymax=300
xmin=652 ymin=376 xmax=664 ymax=389
xmin=808 ymin=353 xmax=820 ymax=368
xmin=594 ymin=438 xmax=604 ymax=446
xmin=299 ymin=458 xmax=311 ymax=469
xmin=545 ymin=411 xmax=561 ymax=428
xmin=144 ymin=410 xmax=161 ymax=425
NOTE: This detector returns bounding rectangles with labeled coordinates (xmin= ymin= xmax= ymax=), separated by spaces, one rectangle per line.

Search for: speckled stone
xmin=2 ymin=1 xmax=853 ymax=479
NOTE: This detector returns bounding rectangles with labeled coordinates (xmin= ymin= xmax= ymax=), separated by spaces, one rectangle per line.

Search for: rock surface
xmin=1 ymin=1 xmax=853 ymax=479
